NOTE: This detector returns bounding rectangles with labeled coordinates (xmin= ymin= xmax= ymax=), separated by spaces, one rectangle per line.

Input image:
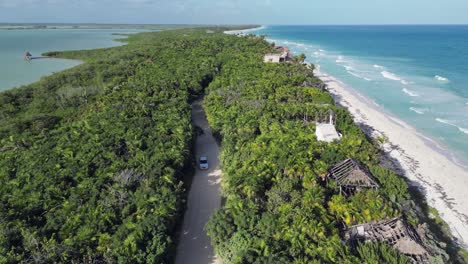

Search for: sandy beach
xmin=314 ymin=69 xmax=468 ymax=247
xmin=224 ymin=26 xmax=265 ymax=35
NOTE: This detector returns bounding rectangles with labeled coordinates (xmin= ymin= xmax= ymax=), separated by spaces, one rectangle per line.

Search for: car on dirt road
xmin=199 ymin=156 xmax=209 ymax=170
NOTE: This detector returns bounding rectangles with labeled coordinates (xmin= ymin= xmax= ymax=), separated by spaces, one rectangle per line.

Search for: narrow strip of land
xmin=175 ymin=99 xmax=222 ymax=264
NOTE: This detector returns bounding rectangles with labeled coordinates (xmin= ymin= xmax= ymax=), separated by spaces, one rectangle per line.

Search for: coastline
xmin=228 ymin=26 xmax=468 ymax=248
xmin=223 ymin=26 xmax=266 ymax=35
xmin=314 ymin=69 xmax=468 ymax=247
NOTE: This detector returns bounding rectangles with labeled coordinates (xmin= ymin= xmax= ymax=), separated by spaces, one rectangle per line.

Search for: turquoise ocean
xmin=0 ymin=29 xmax=143 ymax=91
xmin=251 ymin=25 xmax=468 ymax=166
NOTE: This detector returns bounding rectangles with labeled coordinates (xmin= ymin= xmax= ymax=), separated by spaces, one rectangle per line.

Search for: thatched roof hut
xmin=344 ymin=218 xmax=430 ymax=264
xmin=328 ymin=158 xmax=379 ymax=195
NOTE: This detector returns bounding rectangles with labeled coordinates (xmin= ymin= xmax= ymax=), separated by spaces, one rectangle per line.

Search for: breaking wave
xmin=435 ymin=75 xmax=449 ymax=82
xmin=381 ymin=71 xmax=402 ymax=81
xmin=402 ymin=88 xmax=419 ymax=97
xmin=373 ymin=64 xmax=384 ymax=69
xmin=347 ymin=71 xmax=372 ymax=81
xmin=409 ymin=107 xmax=426 ymax=115
xmin=435 ymin=118 xmax=468 ymax=134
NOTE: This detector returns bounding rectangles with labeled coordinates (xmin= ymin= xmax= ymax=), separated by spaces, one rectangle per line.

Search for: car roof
xmin=200 ymin=156 xmax=208 ymax=160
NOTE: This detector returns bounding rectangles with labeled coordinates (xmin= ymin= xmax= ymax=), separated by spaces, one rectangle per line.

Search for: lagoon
xmin=0 ymin=28 xmax=143 ymax=91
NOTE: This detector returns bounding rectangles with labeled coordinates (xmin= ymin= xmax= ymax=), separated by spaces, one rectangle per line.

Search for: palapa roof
xmin=329 ymin=158 xmax=379 ymax=188
xmin=264 ymin=46 xmax=290 ymax=58
xmin=344 ymin=218 xmax=430 ymax=264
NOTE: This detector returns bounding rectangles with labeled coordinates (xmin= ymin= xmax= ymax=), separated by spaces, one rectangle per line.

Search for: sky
xmin=0 ymin=0 xmax=467 ymax=25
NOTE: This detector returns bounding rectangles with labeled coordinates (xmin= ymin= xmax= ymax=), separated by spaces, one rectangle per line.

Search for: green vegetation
xmin=203 ymin=39 xmax=460 ymax=263
xmin=0 ymin=28 xmax=267 ymax=263
xmin=0 ymin=27 xmax=462 ymax=263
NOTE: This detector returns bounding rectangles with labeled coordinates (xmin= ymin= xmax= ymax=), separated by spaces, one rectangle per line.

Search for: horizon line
xmin=1 ymin=22 xmax=468 ymax=26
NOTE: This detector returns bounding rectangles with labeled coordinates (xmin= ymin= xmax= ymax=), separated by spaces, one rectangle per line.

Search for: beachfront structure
xmin=24 ymin=51 xmax=32 ymax=61
xmin=302 ymin=81 xmax=327 ymax=91
xmin=315 ymin=110 xmax=341 ymax=142
xmin=328 ymin=158 xmax=380 ymax=195
xmin=264 ymin=46 xmax=291 ymax=63
xmin=344 ymin=218 xmax=431 ymax=264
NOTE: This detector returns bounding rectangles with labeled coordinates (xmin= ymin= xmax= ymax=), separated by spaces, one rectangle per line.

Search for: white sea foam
xmin=347 ymin=71 xmax=372 ymax=81
xmin=224 ymin=26 xmax=266 ymax=35
xmin=435 ymin=75 xmax=449 ymax=82
xmin=460 ymin=127 xmax=468 ymax=134
xmin=435 ymin=118 xmax=468 ymax=134
xmin=381 ymin=71 xmax=402 ymax=81
xmin=402 ymin=88 xmax=419 ymax=97
xmin=373 ymin=64 xmax=384 ymax=69
xmin=409 ymin=107 xmax=426 ymax=115
xmin=401 ymin=80 xmax=409 ymax=85
xmin=347 ymin=71 xmax=362 ymax=78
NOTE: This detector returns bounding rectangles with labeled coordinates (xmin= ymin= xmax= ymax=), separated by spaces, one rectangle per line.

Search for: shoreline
xmin=223 ymin=25 xmax=266 ymax=35
xmin=314 ymin=69 xmax=468 ymax=247
xmin=228 ymin=26 xmax=468 ymax=248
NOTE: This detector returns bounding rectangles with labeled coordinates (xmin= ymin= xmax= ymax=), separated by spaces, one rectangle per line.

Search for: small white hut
xmin=264 ymin=46 xmax=290 ymax=63
xmin=315 ymin=111 xmax=341 ymax=142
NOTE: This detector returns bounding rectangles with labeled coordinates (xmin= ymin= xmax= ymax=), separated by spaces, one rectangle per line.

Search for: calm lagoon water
xmin=0 ymin=29 xmax=143 ymax=91
xmin=252 ymin=25 xmax=468 ymax=165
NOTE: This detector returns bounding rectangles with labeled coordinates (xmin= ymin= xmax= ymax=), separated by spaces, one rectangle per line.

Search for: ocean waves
xmin=436 ymin=118 xmax=468 ymax=134
xmin=435 ymin=75 xmax=449 ymax=82
xmin=255 ymin=25 xmax=468 ymax=164
xmin=347 ymin=70 xmax=372 ymax=81
xmin=409 ymin=107 xmax=427 ymax=115
xmin=381 ymin=71 xmax=401 ymax=81
xmin=402 ymin=88 xmax=420 ymax=97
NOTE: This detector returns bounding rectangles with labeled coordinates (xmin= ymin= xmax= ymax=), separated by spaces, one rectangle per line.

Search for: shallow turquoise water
xmin=253 ymin=25 xmax=468 ymax=166
xmin=0 ymin=29 xmax=142 ymax=91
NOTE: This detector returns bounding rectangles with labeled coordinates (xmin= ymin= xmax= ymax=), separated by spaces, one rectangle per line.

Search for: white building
xmin=315 ymin=112 xmax=342 ymax=142
xmin=264 ymin=46 xmax=290 ymax=63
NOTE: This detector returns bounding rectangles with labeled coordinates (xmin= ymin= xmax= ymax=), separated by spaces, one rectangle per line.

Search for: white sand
xmin=223 ymin=26 xmax=265 ymax=35
xmin=315 ymin=69 xmax=468 ymax=248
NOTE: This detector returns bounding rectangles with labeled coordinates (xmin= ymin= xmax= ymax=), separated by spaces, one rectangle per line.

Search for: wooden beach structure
xmin=24 ymin=51 xmax=32 ymax=61
xmin=302 ymin=80 xmax=327 ymax=91
xmin=315 ymin=109 xmax=341 ymax=142
xmin=344 ymin=217 xmax=431 ymax=263
xmin=264 ymin=46 xmax=291 ymax=63
xmin=328 ymin=158 xmax=379 ymax=195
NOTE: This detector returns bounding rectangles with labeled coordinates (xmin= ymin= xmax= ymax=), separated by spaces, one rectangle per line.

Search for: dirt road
xmin=175 ymin=100 xmax=222 ymax=264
